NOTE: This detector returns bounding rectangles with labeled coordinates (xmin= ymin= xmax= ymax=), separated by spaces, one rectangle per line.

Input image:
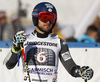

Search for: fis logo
xmin=63 ymin=41 xmax=66 ymax=45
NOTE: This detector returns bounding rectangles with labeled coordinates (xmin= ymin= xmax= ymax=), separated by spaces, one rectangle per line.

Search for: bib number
xmin=37 ymin=51 xmax=46 ymax=63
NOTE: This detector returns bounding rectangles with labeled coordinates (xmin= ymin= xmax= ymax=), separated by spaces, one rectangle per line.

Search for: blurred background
xmin=0 ymin=0 xmax=100 ymax=43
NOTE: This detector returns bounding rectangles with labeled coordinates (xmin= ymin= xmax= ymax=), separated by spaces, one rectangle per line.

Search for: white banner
xmin=0 ymin=48 xmax=100 ymax=82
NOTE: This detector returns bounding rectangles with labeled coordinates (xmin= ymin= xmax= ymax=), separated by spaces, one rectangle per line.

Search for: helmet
xmin=32 ymin=2 xmax=57 ymax=33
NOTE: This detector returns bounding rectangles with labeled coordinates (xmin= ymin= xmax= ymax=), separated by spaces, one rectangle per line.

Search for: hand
xmin=13 ymin=31 xmax=26 ymax=47
xmin=12 ymin=31 xmax=26 ymax=54
xmin=80 ymin=66 xmax=94 ymax=80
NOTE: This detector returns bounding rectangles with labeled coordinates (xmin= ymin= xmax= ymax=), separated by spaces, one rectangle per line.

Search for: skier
xmin=4 ymin=2 xmax=93 ymax=82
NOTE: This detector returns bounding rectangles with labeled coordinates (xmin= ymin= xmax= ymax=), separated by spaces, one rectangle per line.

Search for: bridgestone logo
xmin=24 ymin=41 xmax=58 ymax=47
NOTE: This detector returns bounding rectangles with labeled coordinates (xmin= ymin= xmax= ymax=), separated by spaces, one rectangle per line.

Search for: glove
xmin=13 ymin=31 xmax=26 ymax=47
xmin=79 ymin=66 xmax=94 ymax=80
xmin=12 ymin=31 xmax=26 ymax=54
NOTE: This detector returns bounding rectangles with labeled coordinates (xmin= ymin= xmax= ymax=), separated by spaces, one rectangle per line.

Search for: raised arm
xmin=3 ymin=31 xmax=26 ymax=69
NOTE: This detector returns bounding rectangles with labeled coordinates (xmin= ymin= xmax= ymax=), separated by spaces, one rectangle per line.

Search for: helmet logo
xmin=32 ymin=12 xmax=39 ymax=17
xmin=45 ymin=4 xmax=53 ymax=9
xmin=48 ymin=8 xmax=52 ymax=12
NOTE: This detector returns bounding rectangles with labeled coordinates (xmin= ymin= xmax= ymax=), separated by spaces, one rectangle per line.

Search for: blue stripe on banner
xmin=67 ymin=42 xmax=100 ymax=48
xmin=0 ymin=41 xmax=13 ymax=48
xmin=0 ymin=41 xmax=100 ymax=48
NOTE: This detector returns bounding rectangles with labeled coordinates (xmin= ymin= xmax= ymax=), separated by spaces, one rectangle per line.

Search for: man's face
xmin=0 ymin=15 xmax=6 ymax=25
xmin=13 ymin=20 xmax=18 ymax=26
xmin=38 ymin=19 xmax=53 ymax=32
xmin=90 ymin=31 xmax=98 ymax=40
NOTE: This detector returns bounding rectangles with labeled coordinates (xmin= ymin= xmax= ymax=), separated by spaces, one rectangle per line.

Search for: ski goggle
xmin=39 ymin=12 xmax=57 ymax=23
